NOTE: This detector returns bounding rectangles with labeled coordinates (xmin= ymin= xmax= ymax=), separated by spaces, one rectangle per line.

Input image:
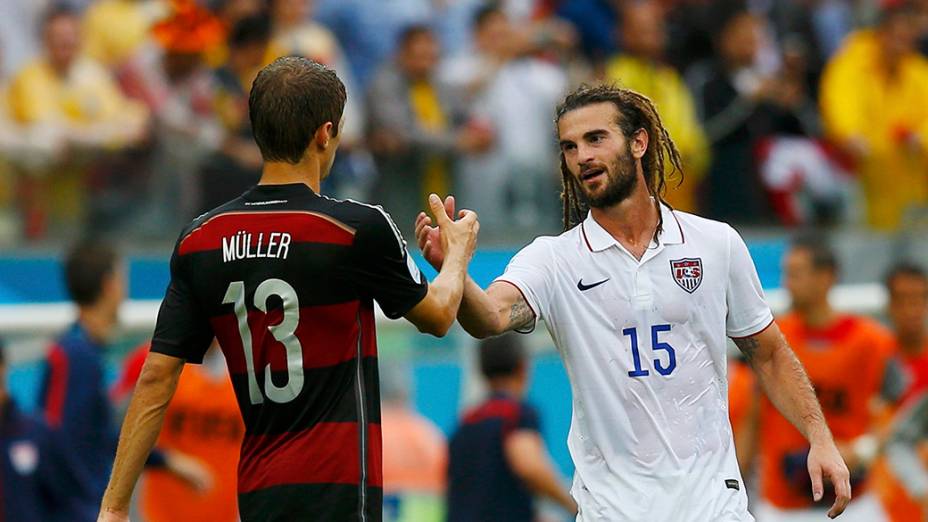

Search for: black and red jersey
xmin=150 ymin=183 xmax=428 ymax=521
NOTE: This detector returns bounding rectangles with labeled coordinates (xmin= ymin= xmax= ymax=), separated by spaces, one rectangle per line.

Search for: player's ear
xmin=313 ymin=122 xmax=334 ymax=150
xmin=630 ymin=128 xmax=648 ymax=159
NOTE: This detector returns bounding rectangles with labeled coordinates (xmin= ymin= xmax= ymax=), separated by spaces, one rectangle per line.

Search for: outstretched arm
xmin=733 ymin=323 xmax=851 ymax=519
xmin=98 ymin=353 xmax=185 ymax=522
xmin=414 ymin=198 xmax=535 ymax=338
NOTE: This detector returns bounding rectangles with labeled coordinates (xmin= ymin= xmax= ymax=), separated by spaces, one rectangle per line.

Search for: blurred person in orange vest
xmin=603 ymin=0 xmax=709 ymax=213
xmin=8 ymin=5 xmax=148 ymax=239
xmin=873 ymin=262 xmax=928 ymax=521
xmin=728 ymin=354 xmax=759 ymax=480
xmin=112 ymin=341 xmax=243 ymax=522
xmin=753 ymin=234 xmax=903 ymax=521
xmin=819 ymin=0 xmax=928 ymax=230
xmin=379 ymin=360 xmax=447 ymax=522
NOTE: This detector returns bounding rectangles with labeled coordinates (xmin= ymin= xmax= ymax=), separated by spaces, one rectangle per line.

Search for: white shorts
xmin=754 ymin=493 xmax=887 ymax=522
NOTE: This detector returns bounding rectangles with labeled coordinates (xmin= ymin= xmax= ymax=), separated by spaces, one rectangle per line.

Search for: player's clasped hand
xmin=807 ymin=439 xmax=852 ymax=518
xmin=417 ymin=194 xmax=477 ymax=269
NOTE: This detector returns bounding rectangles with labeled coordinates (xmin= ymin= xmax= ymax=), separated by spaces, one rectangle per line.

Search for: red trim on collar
xmin=580 ymin=222 xmax=594 ymax=252
xmin=671 ymin=209 xmax=685 ymax=243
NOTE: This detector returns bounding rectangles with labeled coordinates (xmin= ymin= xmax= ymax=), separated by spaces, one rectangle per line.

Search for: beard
xmin=580 ymin=144 xmax=638 ymax=209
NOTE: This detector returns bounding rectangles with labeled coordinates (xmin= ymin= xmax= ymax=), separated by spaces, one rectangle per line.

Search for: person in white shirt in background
xmin=415 ymin=83 xmax=850 ymax=521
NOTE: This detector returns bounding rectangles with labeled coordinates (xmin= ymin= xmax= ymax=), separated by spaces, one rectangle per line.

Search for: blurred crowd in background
xmin=4 ymin=1 xmax=928 ymax=522
xmin=0 ymin=0 xmax=927 ymax=246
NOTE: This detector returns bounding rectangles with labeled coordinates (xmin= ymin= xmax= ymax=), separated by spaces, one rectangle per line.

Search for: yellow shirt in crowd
xmin=820 ymin=30 xmax=928 ymax=230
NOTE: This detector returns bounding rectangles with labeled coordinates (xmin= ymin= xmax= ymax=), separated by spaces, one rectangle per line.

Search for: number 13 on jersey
xmin=624 ymin=324 xmax=676 ymax=377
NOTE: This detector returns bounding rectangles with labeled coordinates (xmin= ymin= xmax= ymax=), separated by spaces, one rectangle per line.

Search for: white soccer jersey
xmin=496 ymin=204 xmax=773 ymax=522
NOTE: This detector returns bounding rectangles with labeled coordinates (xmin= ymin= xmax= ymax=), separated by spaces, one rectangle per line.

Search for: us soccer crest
xmin=670 ymin=258 xmax=703 ymax=293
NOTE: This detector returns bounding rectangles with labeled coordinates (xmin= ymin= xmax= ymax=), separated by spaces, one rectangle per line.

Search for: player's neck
xmin=488 ymin=378 xmax=524 ymax=398
xmin=795 ymin=301 xmax=837 ymax=330
xmin=259 ymin=159 xmax=322 ymax=193
xmin=590 ymin=176 xmax=659 ymax=257
xmin=78 ymin=306 xmax=117 ymax=346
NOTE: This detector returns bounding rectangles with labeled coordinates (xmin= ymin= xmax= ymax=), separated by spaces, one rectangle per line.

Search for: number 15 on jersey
xmin=624 ymin=324 xmax=676 ymax=377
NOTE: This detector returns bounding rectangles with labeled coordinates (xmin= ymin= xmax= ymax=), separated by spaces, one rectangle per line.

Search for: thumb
xmin=444 ymin=195 xmax=456 ymax=219
xmin=428 ymin=194 xmax=450 ymax=225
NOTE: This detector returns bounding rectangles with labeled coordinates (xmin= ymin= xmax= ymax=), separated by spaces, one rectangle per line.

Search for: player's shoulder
xmin=670 ymin=208 xmax=737 ymax=240
xmin=175 ymin=197 xmax=246 ymax=247
xmin=330 ymin=197 xmax=400 ymax=230
xmin=511 ymin=229 xmax=575 ymax=262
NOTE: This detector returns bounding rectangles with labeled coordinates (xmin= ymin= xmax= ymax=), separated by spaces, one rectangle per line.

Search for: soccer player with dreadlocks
xmin=415 ymin=84 xmax=851 ymax=521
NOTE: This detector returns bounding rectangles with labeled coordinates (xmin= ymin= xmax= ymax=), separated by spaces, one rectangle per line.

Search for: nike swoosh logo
xmin=577 ymin=278 xmax=610 ymax=291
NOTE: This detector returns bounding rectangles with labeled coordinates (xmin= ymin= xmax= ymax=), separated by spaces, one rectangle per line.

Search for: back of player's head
xmin=789 ymin=233 xmax=838 ymax=276
xmin=885 ymin=261 xmax=927 ymax=295
xmin=555 ymin=83 xmax=683 ymax=231
xmin=64 ymin=239 xmax=119 ymax=306
xmin=249 ymin=56 xmax=347 ymax=164
xmin=479 ymin=334 xmax=527 ymax=380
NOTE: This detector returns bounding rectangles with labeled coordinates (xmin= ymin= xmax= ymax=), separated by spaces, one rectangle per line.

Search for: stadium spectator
xmin=873 ymin=262 xmax=928 ymax=521
xmin=199 ymin=14 xmax=271 ymax=212
xmin=441 ymin=4 xmax=567 ymax=236
xmin=367 ymin=24 xmax=491 ymax=237
xmin=753 ymin=235 xmax=901 ymax=521
xmin=604 ymin=0 xmax=709 ymax=213
xmin=39 ymin=240 xmax=209 ymax=522
xmin=380 ymin=361 xmax=447 ymax=522
xmin=267 ymin=0 xmax=363 ymax=147
xmin=0 ymin=337 xmax=62 ymax=521
xmin=313 ymin=0 xmax=434 ymax=90
xmin=82 ymin=0 xmax=170 ymax=69
xmin=688 ymin=7 xmax=786 ymax=224
xmin=554 ymin=0 xmax=620 ymax=67
xmin=112 ymin=342 xmax=242 ymax=522
xmin=447 ymin=334 xmax=576 ymax=521
xmin=118 ymin=1 xmax=225 ymax=234
xmin=820 ymin=0 xmax=928 ymax=230
xmin=756 ymin=35 xmax=854 ymax=227
xmin=8 ymin=5 xmax=148 ymax=239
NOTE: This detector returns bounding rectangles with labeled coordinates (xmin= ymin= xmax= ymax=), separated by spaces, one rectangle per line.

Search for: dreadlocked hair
xmin=554 ymin=83 xmax=684 ymax=233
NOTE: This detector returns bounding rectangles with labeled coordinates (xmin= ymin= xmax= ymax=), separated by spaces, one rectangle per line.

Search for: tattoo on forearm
xmin=733 ymin=336 xmax=760 ymax=363
xmin=738 ymin=331 xmax=826 ymax=438
xmin=508 ymin=296 xmax=534 ymax=330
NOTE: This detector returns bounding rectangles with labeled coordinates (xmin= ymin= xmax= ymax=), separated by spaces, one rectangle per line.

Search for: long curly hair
xmin=555 ymin=84 xmax=684 ymax=233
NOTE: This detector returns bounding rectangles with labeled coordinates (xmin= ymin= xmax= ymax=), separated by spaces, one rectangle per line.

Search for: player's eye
xmin=561 ymin=143 xmax=576 ymax=152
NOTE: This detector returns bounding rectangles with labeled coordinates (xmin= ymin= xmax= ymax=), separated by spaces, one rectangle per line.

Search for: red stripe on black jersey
xmin=211 ymin=301 xmax=377 ymax=374
xmin=227 ymin=356 xmax=381 ymax=435
xmin=238 ymin=421 xmax=383 ymax=493
xmin=178 ymin=211 xmax=356 ymax=255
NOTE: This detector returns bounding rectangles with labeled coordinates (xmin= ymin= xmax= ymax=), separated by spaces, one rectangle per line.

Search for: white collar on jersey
xmin=580 ymin=202 xmax=684 ymax=252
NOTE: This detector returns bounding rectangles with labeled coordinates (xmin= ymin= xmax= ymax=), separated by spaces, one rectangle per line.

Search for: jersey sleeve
xmin=725 ymin=226 xmax=774 ymax=338
xmin=493 ymin=238 xmax=555 ymax=333
xmin=350 ymin=206 xmax=428 ymax=319
xmin=516 ymin=402 xmax=541 ymax=433
xmin=150 ymin=249 xmax=214 ymax=364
